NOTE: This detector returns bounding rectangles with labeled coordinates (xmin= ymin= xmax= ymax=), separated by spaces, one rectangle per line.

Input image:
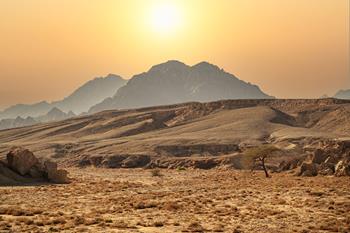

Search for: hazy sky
xmin=0 ymin=0 xmax=349 ymax=109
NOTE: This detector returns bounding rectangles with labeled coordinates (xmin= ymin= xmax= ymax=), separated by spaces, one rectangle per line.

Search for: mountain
xmin=334 ymin=89 xmax=350 ymax=99
xmin=0 ymin=116 xmax=37 ymax=131
xmin=0 ymin=101 xmax=51 ymax=120
xmin=52 ymin=74 xmax=127 ymax=113
xmin=0 ymin=74 xmax=127 ymax=120
xmin=0 ymin=107 xmax=77 ymax=130
xmin=89 ymin=61 xmax=273 ymax=113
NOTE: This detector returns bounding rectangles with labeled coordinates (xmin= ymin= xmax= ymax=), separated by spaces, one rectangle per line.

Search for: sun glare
xmin=148 ymin=3 xmax=182 ymax=35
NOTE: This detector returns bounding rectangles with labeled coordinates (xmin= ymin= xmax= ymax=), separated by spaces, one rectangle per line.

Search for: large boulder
xmin=298 ymin=162 xmax=318 ymax=177
xmin=6 ymin=148 xmax=38 ymax=175
xmin=334 ymin=160 xmax=350 ymax=177
xmin=0 ymin=161 xmax=34 ymax=184
xmin=44 ymin=160 xmax=70 ymax=183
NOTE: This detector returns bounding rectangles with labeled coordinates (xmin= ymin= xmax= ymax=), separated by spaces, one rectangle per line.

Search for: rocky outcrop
xmin=0 ymin=148 xmax=70 ymax=185
xmin=155 ymin=144 xmax=240 ymax=157
xmin=292 ymin=140 xmax=350 ymax=177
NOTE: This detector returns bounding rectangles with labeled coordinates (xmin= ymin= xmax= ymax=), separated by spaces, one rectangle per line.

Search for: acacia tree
xmin=242 ymin=145 xmax=279 ymax=178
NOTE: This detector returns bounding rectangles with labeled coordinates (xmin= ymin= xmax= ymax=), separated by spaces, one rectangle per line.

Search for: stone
xmin=47 ymin=169 xmax=70 ymax=184
xmin=29 ymin=166 xmax=45 ymax=179
xmin=298 ymin=162 xmax=318 ymax=177
xmin=44 ymin=160 xmax=58 ymax=171
xmin=334 ymin=160 xmax=350 ymax=177
xmin=311 ymin=149 xmax=328 ymax=164
xmin=6 ymin=148 xmax=38 ymax=175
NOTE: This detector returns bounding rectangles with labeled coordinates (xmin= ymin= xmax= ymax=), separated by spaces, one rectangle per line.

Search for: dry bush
xmin=241 ymin=145 xmax=280 ymax=178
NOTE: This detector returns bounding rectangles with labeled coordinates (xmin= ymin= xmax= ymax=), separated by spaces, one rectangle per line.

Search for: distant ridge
xmin=334 ymin=89 xmax=350 ymax=99
xmin=0 ymin=107 xmax=76 ymax=130
xmin=0 ymin=74 xmax=127 ymax=120
xmin=89 ymin=60 xmax=273 ymax=113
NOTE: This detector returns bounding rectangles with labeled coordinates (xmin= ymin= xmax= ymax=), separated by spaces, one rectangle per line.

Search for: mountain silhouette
xmin=0 ymin=107 xmax=78 ymax=130
xmin=0 ymin=74 xmax=126 ymax=120
xmin=89 ymin=60 xmax=273 ymax=113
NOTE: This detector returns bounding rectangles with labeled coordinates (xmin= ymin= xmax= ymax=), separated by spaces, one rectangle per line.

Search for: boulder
xmin=7 ymin=148 xmax=38 ymax=175
xmin=311 ymin=149 xmax=328 ymax=164
xmin=298 ymin=162 xmax=318 ymax=177
xmin=44 ymin=160 xmax=57 ymax=171
xmin=29 ymin=166 xmax=45 ymax=179
xmin=44 ymin=160 xmax=70 ymax=183
xmin=334 ymin=160 xmax=350 ymax=177
xmin=47 ymin=169 xmax=70 ymax=184
xmin=0 ymin=161 xmax=33 ymax=184
xmin=318 ymin=163 xmax=335 ymax=176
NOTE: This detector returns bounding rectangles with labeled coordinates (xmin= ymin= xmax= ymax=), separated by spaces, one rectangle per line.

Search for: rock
xmin=298 ymin=162 xmax=318 ymax=177
xmin=29 ymin=166 xmax=45 ymax=179
xmin=334 ymin=160 xmax=350 ymax=177
xmin=44 ymin=160 xmax=70 ymax=183
xmin=44 ymin=160 xmax=57 ymax=171
xmin=6 ymin=148 xmax=38 ymax=175
xmin=0 ymin=161 xmax=33 ymax=184
xmin=318 ymin=163 xmax=335 ymax=176
xmin=278 ymin=158 xmax=300 ymax=172
xmin=311 ymin=149 xmax=328 ymax=164
xmin=47 ymin=169 xmax=70 ymax=184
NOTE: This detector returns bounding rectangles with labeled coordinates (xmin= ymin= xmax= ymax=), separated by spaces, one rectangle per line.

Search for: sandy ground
xmin=0 ymin=168 xmax=349 ymax=233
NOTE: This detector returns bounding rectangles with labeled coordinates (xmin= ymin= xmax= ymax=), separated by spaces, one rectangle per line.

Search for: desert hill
xmin=89 ymin=61 xmax=273 ymax=113
xmin=0 ymin=74 xmax=126 ymax=120
xmin=0 ymin=98 xmax=349 ymax=168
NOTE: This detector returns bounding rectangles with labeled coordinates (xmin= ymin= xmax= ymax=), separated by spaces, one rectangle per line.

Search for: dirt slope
xmin=0 ymin=99 xmax=349 ymax=167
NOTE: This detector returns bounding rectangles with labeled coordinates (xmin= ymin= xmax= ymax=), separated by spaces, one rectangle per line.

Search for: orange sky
xmin=0 ymin=0 xmax=349 ymax=109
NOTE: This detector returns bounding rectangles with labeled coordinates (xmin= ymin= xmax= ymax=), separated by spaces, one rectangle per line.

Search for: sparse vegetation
xmin=0 ymin=168 xmax=349 ymax=232
xmin=242 ymin=145 xmax=280 ymax=178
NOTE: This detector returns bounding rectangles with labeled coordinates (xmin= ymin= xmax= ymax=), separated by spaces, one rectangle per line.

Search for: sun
xmin=148 ymin=3 xmax=182 ymax=35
